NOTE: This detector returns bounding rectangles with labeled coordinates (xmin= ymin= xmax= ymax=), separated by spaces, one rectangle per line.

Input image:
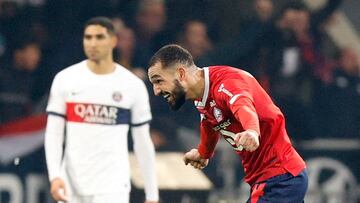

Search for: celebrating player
xmin=148 ymin=44 xmax=307 ymax=202
xmin=45 ymin=17 xmax=159 ymax=203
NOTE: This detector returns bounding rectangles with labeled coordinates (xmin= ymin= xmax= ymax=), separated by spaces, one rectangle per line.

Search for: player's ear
xmin=111 ymin=34 xmax=117 ymax=48
xmin=177 ymin=66 xmax=186 ymax=81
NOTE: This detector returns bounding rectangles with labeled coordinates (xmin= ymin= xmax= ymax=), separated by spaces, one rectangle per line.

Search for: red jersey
xmin=195 ymin=66 xmax=306 ymax=185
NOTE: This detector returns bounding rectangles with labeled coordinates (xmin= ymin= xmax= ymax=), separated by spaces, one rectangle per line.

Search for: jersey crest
xmin=213 ymin=107 xmax=223 ymax=122
xmin=112 ymin=91 xmax=122 ymax=102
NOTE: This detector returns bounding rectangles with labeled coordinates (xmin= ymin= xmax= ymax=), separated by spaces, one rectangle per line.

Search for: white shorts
xmin=58 ymin=192 xmax=129 ymax=203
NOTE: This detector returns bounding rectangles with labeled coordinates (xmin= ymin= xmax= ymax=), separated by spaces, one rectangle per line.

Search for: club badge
xmin=112 ymin=91 xmax=122 ymax=102
xmin=213 ymin=107 xmax=223 ymax=122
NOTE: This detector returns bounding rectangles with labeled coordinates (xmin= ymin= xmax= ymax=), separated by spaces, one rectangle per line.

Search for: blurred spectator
xmin=135 ymin=0 xmax=166 ymax=42
xmin=240 ymin=0 xmax=277 ymax=91
xmin=116 ymin=31 xmax=135 ymax=68
xmin=0 ymin=40 xmax=43 ymax=123
xmin=132 ymin=0 xmax=172 ymax=68
xmin=195 ymin=0 xmax=277 ymax=77
xmin=269 ymin=0 xmax=343 ymax=139
xmin=275 ymin=0 xmax=342 ymax=84
xmin=255 ymin=0 xmax=274 ymax=22
xmin=113 ymin=17 xmax=148 ymax=80
xmin=315 ymin=48 xmax=360 ymax=138
xmin=114 ymin=18 xmax=135 ymax=68
xmin=112 ymin=17 xmax=126 ymax=33
xmin=177 ymin=20 xmax=213 ymax=65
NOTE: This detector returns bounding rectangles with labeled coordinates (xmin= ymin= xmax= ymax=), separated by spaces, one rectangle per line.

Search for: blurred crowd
xmin=0 ymin=0 xmax=359 ymax=154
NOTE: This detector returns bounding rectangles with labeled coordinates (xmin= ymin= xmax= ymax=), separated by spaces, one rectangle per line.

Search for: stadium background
xmin=0 ymin=0 xmax=359 ymax=202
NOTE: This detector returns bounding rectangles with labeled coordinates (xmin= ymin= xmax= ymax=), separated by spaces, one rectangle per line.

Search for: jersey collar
xmin=195 ymin=67 xmax=210 ymax=108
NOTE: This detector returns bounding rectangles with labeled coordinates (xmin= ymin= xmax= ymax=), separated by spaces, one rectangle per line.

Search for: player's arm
xmin=230 ymin=97 xmax=260 ymax=152
xmin=44 ymin=114 xmax=68 ymax=201
xmin=220 ymin=78 xmax=260 ymax=152
xmin=44 ymin=74 xmax=69 ymax=201
xmin=184 ymin=119 xmax=220 ymax=169
xmin=131 ymin=123 xmax=159 ymax=202
xmin=131 ymin=80 xmax=159 ymax=202
xmin=197 ymin=119 xmax=221 ymax=159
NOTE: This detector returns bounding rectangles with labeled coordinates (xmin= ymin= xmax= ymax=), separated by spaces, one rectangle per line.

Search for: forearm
xmin=44 ymin=114 xmax=65 ymax=181
xmin=132 ymin=124 xmax=159 ymax=201
xmin=230 ymin=97 xmax=260 ymax=135
xmin=198 ymin=121 xmax=220 ymax=159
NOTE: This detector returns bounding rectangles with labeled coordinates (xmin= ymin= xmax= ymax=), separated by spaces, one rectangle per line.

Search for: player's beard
xmin=168 ymin=79 xmax=186 ymax=111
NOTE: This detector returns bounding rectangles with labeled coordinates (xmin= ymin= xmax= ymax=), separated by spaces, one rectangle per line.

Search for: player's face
xmin=148 ymin=62 xmax=186 ymax=111
xmin=83 ymin=25 xmax=116 ymax=62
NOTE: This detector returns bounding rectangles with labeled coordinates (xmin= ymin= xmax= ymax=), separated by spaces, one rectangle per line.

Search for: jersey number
xmin=220 ymin=129 xmax=243 ymax=151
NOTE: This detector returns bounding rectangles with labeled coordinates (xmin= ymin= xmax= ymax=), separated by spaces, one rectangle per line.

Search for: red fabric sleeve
xmin=219 ymin=78 xmax=260 ymax=135
xmin=229 ymin=96 xmax=260 ymax=135
xmin=197 ymin=120 xmax=221 ymax=159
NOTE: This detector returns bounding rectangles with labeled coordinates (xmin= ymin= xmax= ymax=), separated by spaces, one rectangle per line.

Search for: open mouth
xmin=162 ymin=92 xmax=171 ymax=101
xmin=163 ymin=94 xmax=170 ymax=99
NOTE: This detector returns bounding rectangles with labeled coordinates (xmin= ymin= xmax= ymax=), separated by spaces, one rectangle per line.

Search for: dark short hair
xmin=149 ymin=44 xmax=194 ymax=69
xmin=84 ymin=16 xmax=115 ymax=35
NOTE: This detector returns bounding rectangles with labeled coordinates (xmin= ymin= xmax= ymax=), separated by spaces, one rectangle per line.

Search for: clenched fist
xmin=234 ymin=130 xmax=260 ymax=152
xmin=183 ymin=149 xmax=209 ymax=169
xmin=50 ymin=177 xmax=69 ymax=202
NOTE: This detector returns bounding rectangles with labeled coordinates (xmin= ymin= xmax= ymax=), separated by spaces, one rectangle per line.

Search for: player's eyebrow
xmin=150 ymin=75 xmax=160 ymax=79
xmin=83 ymin=33 xmax=106 ymax=38
xmin=149 ymin=75 xmax=162 ymax=82
xmin=95 ymin=34 xmax=105 ymax=38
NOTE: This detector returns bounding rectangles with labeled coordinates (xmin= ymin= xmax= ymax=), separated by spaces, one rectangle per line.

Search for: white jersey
xmin=46 ymin=60 xmax=152 ymax=195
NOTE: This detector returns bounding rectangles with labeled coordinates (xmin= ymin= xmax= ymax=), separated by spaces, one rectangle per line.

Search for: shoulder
xmin=208 ymin=66 xmax=255 ymax=99
xmin=209 ymin=66 xmax=255 ymax=87
xmin=209 ymin=66 xmax=253 ymax=79
xmin=53 ymin=60 xmax=86 ymax=81
xmin=116 ymin=64 xmax=146 ymax=87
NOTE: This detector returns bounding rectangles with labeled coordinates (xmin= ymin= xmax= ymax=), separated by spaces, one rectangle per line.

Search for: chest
xmin=63 ymin=78 xmax=134 ymax=125
xmin=65 ymin=77 xmax=132 ymax=109
xmin=197 ymin=98 xmax=242 ymax=130
xmin=197 ymin=98 xmax=245 ymax=152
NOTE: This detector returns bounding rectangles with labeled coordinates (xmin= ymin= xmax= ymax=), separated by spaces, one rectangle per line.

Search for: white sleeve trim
xmin=131 ymin=124 xmax=159 ymax=201
xmin=229 ymin=94 xmax=245 ymax=105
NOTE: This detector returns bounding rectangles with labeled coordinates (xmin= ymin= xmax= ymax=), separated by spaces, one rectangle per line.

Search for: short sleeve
xmin=46 ymin=74 xmax=66 ymax=116
xmin=131 ymin=81 xmax=152 ymax=126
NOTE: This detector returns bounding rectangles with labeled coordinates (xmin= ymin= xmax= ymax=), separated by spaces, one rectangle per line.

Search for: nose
xmin=153 ymin=85 xmax=161 ymax=96
xmin=90 ymin=39 xmax=97 ymax=47
xmin=87 ymin=38 xmax=98 ymax=47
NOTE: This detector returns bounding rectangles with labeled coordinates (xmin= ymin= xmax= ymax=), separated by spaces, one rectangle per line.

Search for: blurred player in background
xmin=45 ymin=16 xmax=159 ymax=203
xmin=148 ymin=44 xmax=307 ymax=202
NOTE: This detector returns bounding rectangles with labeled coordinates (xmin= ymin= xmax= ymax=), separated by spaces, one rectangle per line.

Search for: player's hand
xmin=235 ymin=130 xmax=260 ymax=152
xmin=183 ymin=148 xmax=209 ymax=169
xmin=50 ymin=177 xmax=69 ymax=202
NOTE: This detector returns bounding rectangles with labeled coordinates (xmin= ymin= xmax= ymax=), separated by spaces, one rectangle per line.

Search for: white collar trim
xmin=195 ymin=67 xmax=209 ymax=108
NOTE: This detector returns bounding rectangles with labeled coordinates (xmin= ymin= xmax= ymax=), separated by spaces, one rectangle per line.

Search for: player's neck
xmin=86 ymin=58 xmax=115 ymax=75
xmin=189 ymin=68 xmax=205 ymax=100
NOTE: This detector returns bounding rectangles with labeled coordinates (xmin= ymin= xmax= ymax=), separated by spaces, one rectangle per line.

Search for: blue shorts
xmin=247 ymin=169 xmax=308 ymax=203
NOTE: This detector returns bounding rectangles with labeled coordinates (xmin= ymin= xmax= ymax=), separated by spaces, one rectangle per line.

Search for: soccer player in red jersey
xmin=148 ymin=44 xmax=308 ymax=202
